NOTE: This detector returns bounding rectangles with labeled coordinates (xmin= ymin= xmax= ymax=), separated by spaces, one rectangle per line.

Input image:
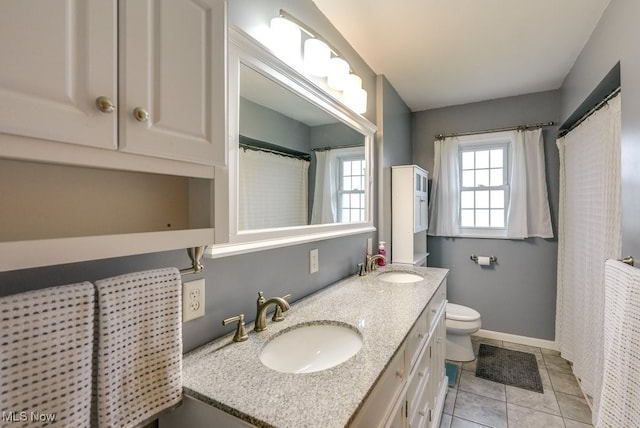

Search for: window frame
xmin=457 ymin=135 xmax=512 ymax=239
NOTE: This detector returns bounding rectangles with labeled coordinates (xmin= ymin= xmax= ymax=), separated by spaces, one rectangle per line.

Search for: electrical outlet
xmin=309 ymin=248 xmax=319 ymax=274
xmin=367 ymin=237 xmax=373 ymax=254
xmin=183 ymin=279 xmax=205 ymax=322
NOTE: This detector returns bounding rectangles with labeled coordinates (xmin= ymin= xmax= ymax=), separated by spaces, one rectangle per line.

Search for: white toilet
xmin=445 ymin=303 xmax=482 ymax=362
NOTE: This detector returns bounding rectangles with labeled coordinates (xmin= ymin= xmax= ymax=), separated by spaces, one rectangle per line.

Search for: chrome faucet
xmin=365 ymin=254 xmax=386 ymax=273
xmin=254 ymin=291 xmax=290 ymax=332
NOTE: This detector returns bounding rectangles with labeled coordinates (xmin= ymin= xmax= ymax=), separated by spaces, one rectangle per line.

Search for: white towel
xmin=94 ymin=268 xmax=182 ymax=428
xmin=0 ymin=282 xmax=95 ymax=427
xmin=595 ymin=260 xmax=640 ymax=427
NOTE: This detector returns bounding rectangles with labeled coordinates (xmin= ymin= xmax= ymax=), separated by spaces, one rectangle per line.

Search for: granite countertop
xmin=181 ymin=264 xmax=449 ymax=428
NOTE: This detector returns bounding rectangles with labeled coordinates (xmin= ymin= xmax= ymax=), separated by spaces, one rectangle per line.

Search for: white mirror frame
xmin=207 ymin=27 xmax=376 ymax=258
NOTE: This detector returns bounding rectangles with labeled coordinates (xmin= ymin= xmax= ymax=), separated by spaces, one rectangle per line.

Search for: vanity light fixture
xmin=271 ymin=10 xmax=368 ymax=114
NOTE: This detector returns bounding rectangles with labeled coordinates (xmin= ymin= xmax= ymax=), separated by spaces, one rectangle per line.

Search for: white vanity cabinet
xmin=0 ymin=0 xmax=225 ymax=271
xmin=352 ymin=280 xmax=448 ymax=428
xmin=0 ymin=0 xmax=225 ymax=170
xmin=391 ymin=165 xmax=429 ymax=265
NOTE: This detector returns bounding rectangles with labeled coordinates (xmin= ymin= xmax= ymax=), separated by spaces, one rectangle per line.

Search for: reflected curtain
xmin=427 ymin=129 xmax=553 ymax=239
xmin=555 ymin=94 xmax=621 ymax=419
xmin=238 ymin=149 xmax=309 ymax=230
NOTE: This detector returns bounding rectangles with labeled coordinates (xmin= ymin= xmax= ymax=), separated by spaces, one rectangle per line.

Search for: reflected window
xmin=338 ymin=155 xmax=365 ymax=222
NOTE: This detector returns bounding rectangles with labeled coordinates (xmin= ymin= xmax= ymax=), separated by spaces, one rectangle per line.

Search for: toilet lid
xmin=446 ymin=303 xmax=481 ymax=321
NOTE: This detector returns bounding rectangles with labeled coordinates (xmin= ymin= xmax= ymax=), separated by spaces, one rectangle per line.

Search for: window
xmin=459 ymin=144 xmax=509 ymax=230
xmin=337 ymin=156 xmax=365 ymax=222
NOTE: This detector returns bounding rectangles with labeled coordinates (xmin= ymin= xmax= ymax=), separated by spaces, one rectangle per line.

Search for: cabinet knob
xmin=95 ymin=96 xmax=115 ymax=113
xmin=133 ymin=107 xmax=149 ymax=122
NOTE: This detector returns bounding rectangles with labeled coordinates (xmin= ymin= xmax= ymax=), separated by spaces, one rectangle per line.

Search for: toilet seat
xmin=446 ymin=303 xmax=481 ymax=322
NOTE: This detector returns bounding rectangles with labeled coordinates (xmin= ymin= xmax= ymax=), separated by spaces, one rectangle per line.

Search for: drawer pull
xmin=418 ymin=370 xmax=425 ymax=377
xmin=395 ymin=370 xmax=404 ymax=379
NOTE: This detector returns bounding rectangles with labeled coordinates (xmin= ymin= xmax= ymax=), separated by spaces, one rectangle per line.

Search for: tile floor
xmin=440 ymin=336 xmax=593 ymax=428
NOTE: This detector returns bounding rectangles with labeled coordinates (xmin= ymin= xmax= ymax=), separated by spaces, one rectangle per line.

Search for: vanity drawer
xmin=428 ymin=280 xmax=447 ymax=329
xmin=407 ymin=342 xmax=431 ymax=425
xmin=352 ymin=343 xmax=407 ymax=428
xmin=406 ymin=307 xmax=429 ymax=371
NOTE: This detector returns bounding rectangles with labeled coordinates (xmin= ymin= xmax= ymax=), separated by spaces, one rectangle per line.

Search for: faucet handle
xmin=358 ymin=263 xmax=366 ymax=276
xmin=272 ymin=294 xmax=291 ymax=322
xmin=222 ymin=313 xmax=249 ymax=342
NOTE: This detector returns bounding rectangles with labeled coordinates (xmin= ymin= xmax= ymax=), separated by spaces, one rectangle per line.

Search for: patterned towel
xmin=94 ymin=268 xmax=182 ymax=428
xmin=595 ymin=260 xmax=640 ymax=427
xmin=0 ymin=282 xmax=95 ymax=427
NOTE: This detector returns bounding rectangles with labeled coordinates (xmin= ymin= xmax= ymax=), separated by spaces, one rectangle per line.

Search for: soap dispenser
xmin=377 ymin=241 xmax=386 ymax=266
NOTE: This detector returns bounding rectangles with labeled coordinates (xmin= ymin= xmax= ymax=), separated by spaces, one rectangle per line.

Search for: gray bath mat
xmin=475 ymin=344 xmax=543 ymax=393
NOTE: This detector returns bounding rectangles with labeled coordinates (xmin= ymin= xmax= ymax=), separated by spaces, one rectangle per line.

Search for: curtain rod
xmin=239 ymin=135 xmax=311 ymax=161
xmin=435 ymin=121 xmax=555 ymax=140
xmin=311 ymin=143 xmax=364 ymax=152
xmin=558 ymin=87 xmax=621 ymax=138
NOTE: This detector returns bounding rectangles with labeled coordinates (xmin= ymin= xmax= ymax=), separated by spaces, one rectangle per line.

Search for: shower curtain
xmin=238 ymin=148 xmax=309 ymax=230
xmin=555 ymin=93 xmax=622 ymax=418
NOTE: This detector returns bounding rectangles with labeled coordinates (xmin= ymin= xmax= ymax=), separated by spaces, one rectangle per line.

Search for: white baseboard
xmin=474 ymin=329 xmax=559 ymax=351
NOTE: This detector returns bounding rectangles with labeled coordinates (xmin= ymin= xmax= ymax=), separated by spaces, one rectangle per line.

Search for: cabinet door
xmin=414 ymin=170 xmax=428 ymax=233
xmin=119 ymin=0 xmax=225 ymax=166
xmin=0 ymin=0 xmax=116 ymax=149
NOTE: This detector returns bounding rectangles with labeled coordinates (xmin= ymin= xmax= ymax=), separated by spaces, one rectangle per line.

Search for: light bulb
xmin=270 ymin=17 xmax=301 ymax=67
xmin=303 ymin=38 xmax=331 ymax=77
xmin=327 ymin=57 xmax=350 ymax=91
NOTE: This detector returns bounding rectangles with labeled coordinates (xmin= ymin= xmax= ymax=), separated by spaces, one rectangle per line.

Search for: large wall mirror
xmin=210 ymin=27 xmax=376 ymax=256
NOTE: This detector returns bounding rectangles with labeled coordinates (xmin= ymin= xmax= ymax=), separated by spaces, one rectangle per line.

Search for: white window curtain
xmin=555 ymin=94 xmax=622 ymax=420
xmin=428 ymin=129 xmax=553 ymax=239
xmin=238 ymin=148 xmax=309 ymax=230
xmin=311 ymin=147 xmax=363 ymax=224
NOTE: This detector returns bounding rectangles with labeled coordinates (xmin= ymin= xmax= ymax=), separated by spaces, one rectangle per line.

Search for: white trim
xmin=474 ymin=328 xmax=559 ymax=351
xmin=205 ymin=226 xmax=375 ymax=259
xmin=0 ymin=228 xmax=214 ymax=272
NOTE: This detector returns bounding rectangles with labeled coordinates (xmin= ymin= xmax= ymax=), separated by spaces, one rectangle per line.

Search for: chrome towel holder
xmin=470 ymin=254 xmax=498 ymax=264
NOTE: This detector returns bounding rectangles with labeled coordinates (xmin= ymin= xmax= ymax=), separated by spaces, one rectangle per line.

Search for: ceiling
xmin=312 ymin=0 xmax=611 ymax=112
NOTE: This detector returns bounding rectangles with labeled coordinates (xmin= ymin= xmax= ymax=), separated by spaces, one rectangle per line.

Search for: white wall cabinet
xmin=0 ymin=0 xmax=225 ymax=173
xmin=392 ymin=165 xmax=429 ymax=265
xmin=0 ymin=0 xmax=225 ymax=272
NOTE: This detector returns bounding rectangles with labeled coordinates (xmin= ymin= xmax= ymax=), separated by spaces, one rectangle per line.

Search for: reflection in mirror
xmin=238 ymin=63 xmax=366 ymax=231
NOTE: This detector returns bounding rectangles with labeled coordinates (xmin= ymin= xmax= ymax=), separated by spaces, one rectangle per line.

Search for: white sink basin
xmin=377 ymin=271 xmax=424 ymax=283
xmin=259 ymin=322 xmax=362 ymax=374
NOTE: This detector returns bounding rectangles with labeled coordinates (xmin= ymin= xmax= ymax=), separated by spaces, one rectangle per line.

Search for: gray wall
xmin=378 ymin=75 xmax=413 ymax=256
xmin=559 ymin=0 xmax=640 ymax=257
xmin=412 ymin=90 xmax=560 ymax=340
xmin=0 ymin=0 xmax=384 ymax=354
xmin=240 ymin=97 xmax=311 ymax=152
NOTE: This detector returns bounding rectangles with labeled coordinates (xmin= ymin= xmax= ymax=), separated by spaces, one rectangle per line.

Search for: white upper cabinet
xmin=0 ymin=1 xmax=117 ymax=150
xmin=0 ymin=0 xmax=225 ymax=173
xmin=392 ymin=165 xmax=429 ymax=265
xmin=119 ymin=0 xmax=225 ymax=165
